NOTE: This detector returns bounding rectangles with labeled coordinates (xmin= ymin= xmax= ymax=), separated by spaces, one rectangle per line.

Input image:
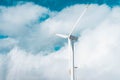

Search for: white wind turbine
xmin=56 ymin=5 xmax=90 ymax=80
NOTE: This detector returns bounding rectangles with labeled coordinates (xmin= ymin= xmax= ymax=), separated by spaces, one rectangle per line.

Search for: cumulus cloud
xmin=0 ymin=2 xmax=120 ymax=80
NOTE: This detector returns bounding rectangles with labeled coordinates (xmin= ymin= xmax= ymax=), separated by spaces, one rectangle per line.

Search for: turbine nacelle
xmin=69 ymin=35 xmax=78 ymax=41
xmin=56 ymin=34 xmax=78 ymax=41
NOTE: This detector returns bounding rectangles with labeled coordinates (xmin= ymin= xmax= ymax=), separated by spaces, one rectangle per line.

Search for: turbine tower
xmin=56 ymin=5 xmax=90 ymax=80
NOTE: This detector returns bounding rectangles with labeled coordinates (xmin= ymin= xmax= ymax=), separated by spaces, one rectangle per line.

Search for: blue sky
xmin=0 ymin=0 xmax=120 ymax=80
xmin=0 ymin=0 xmax=120 ymax=11
xmin=0 ymin=35 xmax=8 ymax=39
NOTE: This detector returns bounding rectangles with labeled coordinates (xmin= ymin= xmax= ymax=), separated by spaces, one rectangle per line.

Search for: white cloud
xmin=5 ymin=47 xmax=69 ymax=80
xmin=0 ymin=2 xmax=49 ymax=36
xmin=0 ymin=3 xmax=120 ymax=80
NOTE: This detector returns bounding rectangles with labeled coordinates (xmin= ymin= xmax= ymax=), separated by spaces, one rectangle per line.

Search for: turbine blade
xmin=68 ymin=4 xmax=90 ymax=36
xmin=56 ymin=34 xmax=68 ymax=38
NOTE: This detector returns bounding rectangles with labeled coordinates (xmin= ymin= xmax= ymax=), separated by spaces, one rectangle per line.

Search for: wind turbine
xmin=56 ymin=5 xmax=90 ymax=80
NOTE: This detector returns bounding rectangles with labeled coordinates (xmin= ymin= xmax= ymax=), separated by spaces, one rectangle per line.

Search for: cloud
xmin=0 ymin=38 xmax=17 ymax=53
xmin=0 ymin=3 xmax=120 ymax=80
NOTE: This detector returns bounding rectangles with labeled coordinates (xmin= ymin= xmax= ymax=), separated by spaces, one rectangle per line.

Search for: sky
xmin=0 ymin=0 xmax=120 ymax=80
xmin=0 ymin=0 xmax=120 ymax=10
